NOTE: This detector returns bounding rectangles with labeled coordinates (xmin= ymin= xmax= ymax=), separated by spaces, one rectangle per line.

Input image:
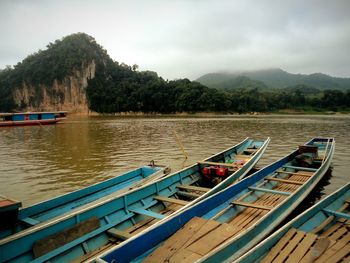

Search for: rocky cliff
xmin=12 ymin=61 xmax=96 ymax=113
xmin=0 ymin=33 xmax=112 ymax=113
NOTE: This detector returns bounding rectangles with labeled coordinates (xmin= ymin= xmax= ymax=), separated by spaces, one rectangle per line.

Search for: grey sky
xmin=0 ymin=0 xmax=349 ymax=80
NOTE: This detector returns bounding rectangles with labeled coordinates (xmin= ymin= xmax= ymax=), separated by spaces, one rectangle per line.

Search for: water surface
xmin=0 ymin=115 xmax=349 ymax=207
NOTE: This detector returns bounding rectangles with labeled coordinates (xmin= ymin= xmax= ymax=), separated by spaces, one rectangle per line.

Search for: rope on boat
xmin=172 ymin=129 xmax=189 ymax=166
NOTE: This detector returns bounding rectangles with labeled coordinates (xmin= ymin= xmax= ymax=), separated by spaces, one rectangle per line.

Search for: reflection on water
xmin=0 ymin=115 xmax=349 ymax=207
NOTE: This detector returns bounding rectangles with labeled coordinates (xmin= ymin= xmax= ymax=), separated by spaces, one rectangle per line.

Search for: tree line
xmin=87 ymin=60 xmax=350 ymax=113
xmin=1 ymin=33 xmax=349 ymax=113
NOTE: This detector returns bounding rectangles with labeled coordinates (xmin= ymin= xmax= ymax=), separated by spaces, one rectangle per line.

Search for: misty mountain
xmin=197 ymin=68 xmax=350 ymax=90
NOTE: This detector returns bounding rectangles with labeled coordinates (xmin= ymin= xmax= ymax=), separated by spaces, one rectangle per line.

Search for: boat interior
xmin=260 ymin=197 xmax=350 ymax=262
xmin=140 ymin=139 xmax=333 ymax=263
xmin=0 ymin=139 xmax=266 ymax=263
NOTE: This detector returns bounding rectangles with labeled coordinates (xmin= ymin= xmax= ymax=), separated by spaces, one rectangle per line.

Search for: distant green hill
xmin=197 ymin=68 xmax=350 ymax=90
xmin=208 ymin=75 xmax=268 ymax=91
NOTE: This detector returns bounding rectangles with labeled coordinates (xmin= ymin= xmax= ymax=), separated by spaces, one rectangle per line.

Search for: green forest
xmin=0 ymin=33 xmax=349 ymax=113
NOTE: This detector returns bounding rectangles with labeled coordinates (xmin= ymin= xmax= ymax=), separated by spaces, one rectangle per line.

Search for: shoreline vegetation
xmin=77 ymin=109 xmax=350 ymax=117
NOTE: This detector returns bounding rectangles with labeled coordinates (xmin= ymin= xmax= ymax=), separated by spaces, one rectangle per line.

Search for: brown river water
xmin=0 ymin=115 xmax=349 ymax=207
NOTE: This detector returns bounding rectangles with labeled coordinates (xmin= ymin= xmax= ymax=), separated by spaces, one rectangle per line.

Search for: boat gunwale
xmin=18 ymin=165 xmax=167 ymax=219
xmin=234 ymin=175 xmax=349 ymax=263
xmin=0 ymin=111 xmax=68 ymax=117
xmin=201 ymin=137 xmax=335 ymax=262
xmin=97 ymin=137 xmax=334 ymax=263
xmin=0 ymin=137 xmax=266 ymax=248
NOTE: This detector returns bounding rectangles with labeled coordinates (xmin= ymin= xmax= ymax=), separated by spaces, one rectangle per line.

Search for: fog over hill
xmin=197 ymin=69 xmax=350 ymax=90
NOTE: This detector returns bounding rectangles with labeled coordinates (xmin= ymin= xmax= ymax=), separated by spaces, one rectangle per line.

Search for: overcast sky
xmin=0 ymin=0 xmax=349 ymax=80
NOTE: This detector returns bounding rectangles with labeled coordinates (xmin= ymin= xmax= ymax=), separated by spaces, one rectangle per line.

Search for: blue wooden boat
xmin=0 ymin=164 xmax=168 ymax=240
xmin=0 ymin=137 xmax=269 ymax=262
xmin=235 ymin=181 xmax=350 ymax=263
xmin=98 ymin=137 xmax=334 ymax=263
xmin=0 ymin=111 xmax=67 ymax=127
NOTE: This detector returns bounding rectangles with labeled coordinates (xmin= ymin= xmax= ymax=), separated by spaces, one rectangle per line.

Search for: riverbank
xmin=68 ymin=109 xmax=350 ymax=117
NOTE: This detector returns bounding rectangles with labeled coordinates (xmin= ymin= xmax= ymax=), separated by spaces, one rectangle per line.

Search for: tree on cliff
xmin=0 ymin=33 xmax=111 ymax=111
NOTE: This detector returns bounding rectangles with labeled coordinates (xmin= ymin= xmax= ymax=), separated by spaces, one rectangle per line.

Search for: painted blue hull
xmin=0 ymin=111 xmax=67 ymax=127
xmin=235 ymin=181 xmax=350 ymax=263
xmin=0 ymin=165 xmax=167 ymax=239
xmin=99 ymin=137 xmax=334 ymax=263
xmin=0 ymin=137 xmax=269 ymax=262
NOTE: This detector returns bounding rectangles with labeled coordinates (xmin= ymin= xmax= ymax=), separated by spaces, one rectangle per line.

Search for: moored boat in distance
xmin=0 ymin=137 xmax=269 ymax=262
xmin=0 ymin=163 xmax=169 ymax=239
xmin=98 ymin=137 xmax=334 ymax=263
xmin=0 ymin=111 xmax=67 ymax=127
xmin=235 ymin=181 xmax=350 ymax=263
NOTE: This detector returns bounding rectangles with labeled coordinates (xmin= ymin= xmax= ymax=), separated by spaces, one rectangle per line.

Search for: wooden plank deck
xmin=143 ymin=168 xmax=316 ymax=263
xmin=261 ymin=204 xmax=350 ymax=263
xmin=154 ymin=196 xmax=189 ymax=206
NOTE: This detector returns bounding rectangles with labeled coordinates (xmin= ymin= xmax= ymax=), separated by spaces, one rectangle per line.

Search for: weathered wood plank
xmin=266 ymin=177 xmax=304 ymax=185
xmin=230 ymin=208 xmax=262 ymax=228
xmin=176 ymin=184 xmax=210 ymax=192
xmin=282 ymin=165 xmax=317 ymax=172
xmin=300 ymin=237 xmax=330 ymax=263
xmin=231 ymin=200 xmax=273 ymax=210
xmin=320 ymin=222 xmax=342 ymax=238
xmin=285 ymin=232 xmax=317 ymax=263
xmin=106 ymin=228 xmax=132 ymax=240
xmin=144 ymin=217 xmax=209 ymax=263
xmin=312 ymin=199 xmax=350 ymax=234
xmin=261 ymin=228 xmax=297 ymax=263
xmin=249 ymin=186 xmax=292 ymax=196
xmin=315 ymin=232 xmax=350 ymax=262
xmin=177 ymin=191 xmax=201 ymax=198
xmin=154 ymin=195 xmax=189 ymax=206
xmin=186 ymin=223 xmax=239 ymax=256
xmin=32 ymin=217 xmax=100 ymax=258
xmin=276 ymin=170 xmax=313 ymax=177
xmin=272 ymin=230 xmax=305 ymax=262
xmin=182 ymin=219 xmax=222 ymax=248
xmin=198 ymin=161 xmax=240 ymax=168
xmin=168 ymin=250 xmax=202 ymax=263
xmin=327 ymin=225 xmax=348 ymax=240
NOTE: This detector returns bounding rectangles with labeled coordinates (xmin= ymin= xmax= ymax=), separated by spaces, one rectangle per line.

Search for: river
xmin=0 ymin=114 xmax=349 ymax=207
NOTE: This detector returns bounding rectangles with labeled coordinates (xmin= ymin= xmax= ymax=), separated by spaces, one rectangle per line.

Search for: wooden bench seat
xmin=231 ymin=200 xmax=273 ymax=211
xmin=177 ymin=184 xmax=210 ymax=192
xmin=198 ymin=161 xmax=240 ymax=168
xmin=276 ymin=169 xmax=313 ymax=177
xmin=107 ymin=228 xmax=132 ymax=240
xmin=266 ymin=177 xmax=304 ymax=185
xmin=154 ymin=196 xmax=189 ymax=206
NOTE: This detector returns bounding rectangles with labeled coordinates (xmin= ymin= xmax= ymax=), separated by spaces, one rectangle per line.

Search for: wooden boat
xmin=0 ymin=164 xmax=169 ymax=239
xmin=98 ymin=137 xmax=334 ymax=263
xmin=235 ymin=181 xmax=350 ymax=263
xmin=0 ymin=137 xmax=269 ymax=262
xmin=0 ymin=111 xmax=67 ymax=127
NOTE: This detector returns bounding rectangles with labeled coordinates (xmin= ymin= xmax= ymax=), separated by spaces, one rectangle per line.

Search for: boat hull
xmin=0 ymin=119 xmax=60 ymax=127
xmin=0 ymin=138 xmax=269 ymax=262
xmin=0 ymin=111 xmax=67 ymax=127
xmin=235 ymin=181 xmax=350 ymax=263
xmin=98 ymin=138 xmax=334 ymax=263
xmin=0 ymin=165 xmax=167 ymax=239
